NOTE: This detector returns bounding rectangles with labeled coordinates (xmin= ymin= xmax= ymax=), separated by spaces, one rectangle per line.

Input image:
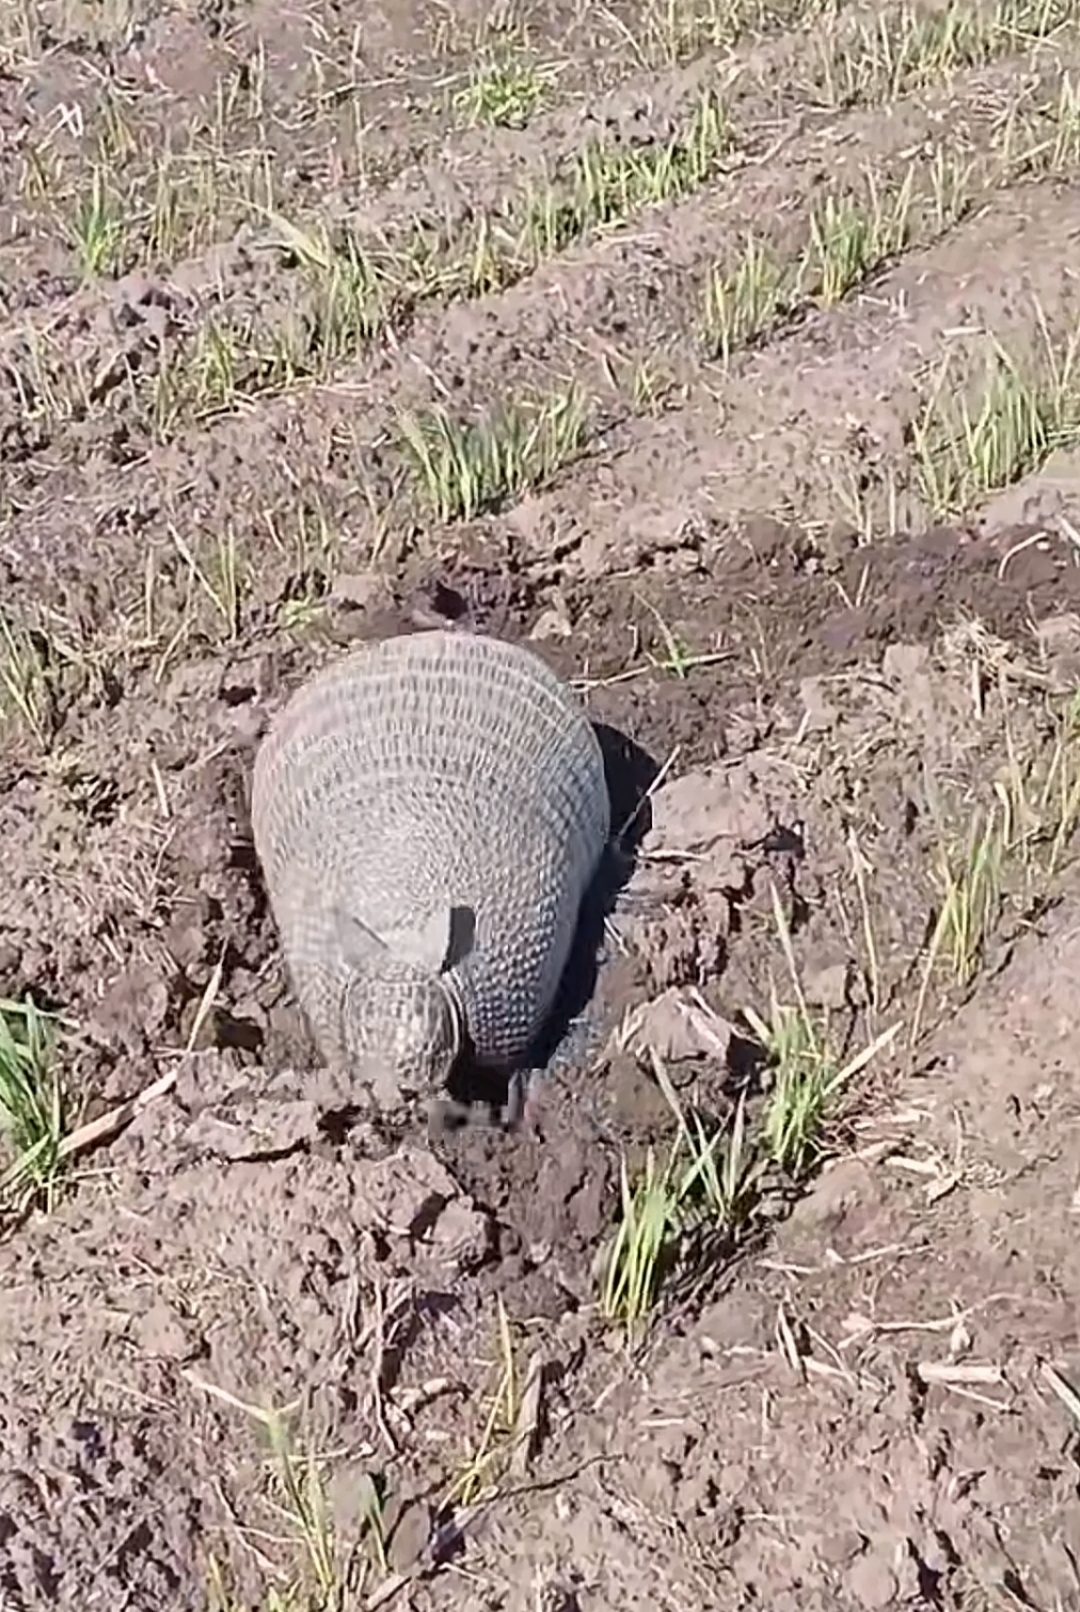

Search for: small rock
xmin=842 ymin=1549 xmax=898 ymax=1609
xmin=433 ymin=1197 xmax=492 ymax=1272
xmin=355 ymin=1147 xmax=460 ymax=1239
xmin=89 ymin=964 xmax=170 ymax=1051
xmin=803 ymin=960 xmax=853 ymax=1011
xmin=133 ymin=1301 xmax=202 ymax=1362
xmin=641 ymin=760 xmax=793 ymax=896
xmin=529 ymin=596 xmax=574 ymax=641
xmin=182 ymin=1098 xmax=319 ymax=1159
xmin=799 ymin=675 xmax=839 ymax=733
xmin=164 ymin=910 xmax=210 ymax=971
xmin=636 ymin=1457 xmax=680 ymax=1510
xmin=618 ymin=907 xmax=724 ymax=989
xmin=618 ymin=987 xmax=735 ymax=1063
xmin=819 ymin=1528 xmax=866 ymax=1567
xmin=789 ymin=1156 xmax=879 ymax=1232
xmin=1033 ymin=611 xmax=1080 ymax=691
xmin=881 ymin=642 xmax=930 ymax=684
xmin=381 ymin=1493 xmax=432 ymax=1574
xmin=330 ymin=570 xmax=383 ymax=609
xmin=697 ymin=1295 xmax=764 ymax=1355
xmin=574 ymin=528 xmax=613 ymax=579
xmin=504 ymin=492 xmax=563 ymax=556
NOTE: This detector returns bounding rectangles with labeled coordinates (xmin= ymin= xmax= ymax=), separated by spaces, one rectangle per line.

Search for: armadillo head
xmin=333 ymin=904 xmax=465 ymax=1113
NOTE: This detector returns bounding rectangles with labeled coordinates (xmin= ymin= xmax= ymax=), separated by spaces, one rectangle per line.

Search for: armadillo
xmin=251 ymin=627 xmax=611 ymax=1114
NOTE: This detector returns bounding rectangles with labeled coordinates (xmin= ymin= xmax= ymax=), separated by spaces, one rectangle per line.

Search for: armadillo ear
xmin=331 ymin=908 xmax=392 ymax=966
xmin=381 ymin=905 xmax=454 ymax=974
xmin=333 ymin=904 xmax=472 ymax=977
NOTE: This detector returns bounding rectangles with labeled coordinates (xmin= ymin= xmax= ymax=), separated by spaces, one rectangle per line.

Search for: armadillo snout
xmin=340 ymin=966 xmax=459 ymax=1110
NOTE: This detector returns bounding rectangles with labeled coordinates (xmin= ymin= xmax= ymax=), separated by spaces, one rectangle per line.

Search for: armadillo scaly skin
xmin=251 ymin=628 xmax=611 ymax=1113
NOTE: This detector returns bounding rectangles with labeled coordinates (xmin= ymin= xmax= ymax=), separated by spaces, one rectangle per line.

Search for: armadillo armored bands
xmin=250 ymin=629 xmax=611 ymax=1112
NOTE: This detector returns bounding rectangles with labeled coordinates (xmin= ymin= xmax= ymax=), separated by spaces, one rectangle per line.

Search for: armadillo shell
xmin=251 ymin=628 xmax=611 ymax=1068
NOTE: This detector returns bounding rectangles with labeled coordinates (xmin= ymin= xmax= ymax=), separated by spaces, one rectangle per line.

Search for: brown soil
xmin=2 ymin=1 xmax=1080 ymax=1608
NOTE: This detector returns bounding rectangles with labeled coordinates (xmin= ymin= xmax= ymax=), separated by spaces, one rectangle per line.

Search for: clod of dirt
xmin=841 ymin=1551 xmax=900 ymax=1610
xmin=640 ymin=757 xmax=800 ymax=889
xmin=616 ymin=987 xmax=737 ymax=1063
xmin=132 ymin=1301 xmax=205 ymax=1363
xmin=527 ymin=590 xmax=575 ymax=641
xmin=431 ymin=1091 xmax=620 ymax=1310
xmin=88 ymin=961 xmax=172 ymax=1057
xmin=355 ymin=1148 xmax=494 ymax=1275
xmin=799 ymin=674 xmax=841 ymax=733
xmin=618 ymin=757 xmax=802 ymax=987
xmin=328 ymin=569 xmax=387 ymax=611
xmin=802 ymin=960 xmax=857 ymax=1011
xmin=1033 ymin=611 xmax=1080 ymax=691
xmin=179 ymin=1092 xmax=323 ymax=1159
xmin=571 ymin=499 xmax=709 ymax=579
xmin=976 ymin=444 xmax=1080 ymax=535
xmin=785 ymin=1154 xmax=886 ymax=1239
xmin=617 ymin=900 xmax=728 ymax=989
